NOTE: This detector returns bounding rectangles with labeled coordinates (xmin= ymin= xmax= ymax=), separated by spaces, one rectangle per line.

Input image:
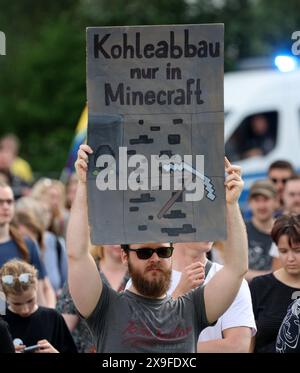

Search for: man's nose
xmin=149 ymin=251 xmax=160 ymax=262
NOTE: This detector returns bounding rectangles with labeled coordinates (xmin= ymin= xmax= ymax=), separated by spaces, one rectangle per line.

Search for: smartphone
xmin=23 ymin=344 xmax=40 ymax=353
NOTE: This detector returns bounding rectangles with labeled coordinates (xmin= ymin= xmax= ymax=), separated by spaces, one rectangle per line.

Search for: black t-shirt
xmin=246 ymin=221 xmax=273 ymax=270
xmin=250 ymin=273 xmax=300 ymax=353
xmin=0 ymin=318 xmax=15 ymax=353
xmin=3 ymin=307 xmax=77 ymax=353
xmin=276 ymin=298 xmax=300 ymax=353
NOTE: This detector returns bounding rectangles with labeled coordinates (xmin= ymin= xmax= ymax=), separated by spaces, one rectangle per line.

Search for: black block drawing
xmin=161 ymin=224 xmax=196 ymax=236
xmin=168 ymin=134 xmax=181 ymax=145
xmin=129 ymin=193 xmax=155 ymax=203
xmin=130 ymin=135 xmax=153 ymax=145
xmin=138 ymin=225 xmax=147 ymax=231
xmin=163 ymin=210 xmax=186 ymax=219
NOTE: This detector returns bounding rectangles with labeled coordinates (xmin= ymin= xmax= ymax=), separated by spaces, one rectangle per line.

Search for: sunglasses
xmin=127 ymin=246 xmax=174 ymax=260
xmin=271 ymin=178 xmax=289 ymax=184
xmin=1 ymin=273 xmax=32 ymax=285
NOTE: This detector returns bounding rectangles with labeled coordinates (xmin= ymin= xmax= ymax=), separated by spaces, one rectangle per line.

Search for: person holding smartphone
xmin=0 ymin=259 xmax=77 ymax=353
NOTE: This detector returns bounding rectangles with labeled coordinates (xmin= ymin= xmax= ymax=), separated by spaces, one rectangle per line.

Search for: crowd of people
xmin=0 ymin=134 xmax=300 ymax=353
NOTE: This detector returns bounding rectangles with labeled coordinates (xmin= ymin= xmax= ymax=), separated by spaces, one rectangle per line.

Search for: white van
xmin=224 ymin=68 xmax=300 ymax=215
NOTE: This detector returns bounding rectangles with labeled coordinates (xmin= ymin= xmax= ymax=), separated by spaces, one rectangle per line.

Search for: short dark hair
xmin=271 ymin=214 xmax=300 ymax=246
xmin=268 ymin=160 xmax=295 ymax=174
xmin=121 ymin=244 xmax=129 ymax=253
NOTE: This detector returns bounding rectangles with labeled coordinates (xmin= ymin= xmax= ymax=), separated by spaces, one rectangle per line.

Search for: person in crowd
xmin=270 ymin=176 xmax=300 ymax=270
xmin=56 ymin=244 xmax=128 ymax=353
xmin=31 ymin=178 xmax=68 ymax=237
xmin=126 ymin=241 xmax=256 ymax=352
xmin=0 ymin=259 xmax=77 ymax=353
xmin=67 ymin=144 xmax=248 ymax=352
xmin=250 ymin=214 xmax=300 ymax=353
xmin=268 ymin=160 xmax=295 ymax=215
xmin=0 ymin=181 xmax=56 ymax=307
xmin=14 ymin=197 xmax=68 ymax=297
xmin=0 ymin=134 xmax=33 ymax=184
xmin=282 ymin=176 xmax=300 ymax=215
xmin=276 ymin=297 xmax=300 ymax=353
xmin=242 ymin=115 xmax=275 ymax=159
xmin=245 ymin=180 xmax=277 ymax=282
xmin=0 ymin=147 xmax=30 ymax=199
xmin=0 ymin=317 xmax=15 ymax=353
xmin=171 ymin=241 xmax=256 ymax=352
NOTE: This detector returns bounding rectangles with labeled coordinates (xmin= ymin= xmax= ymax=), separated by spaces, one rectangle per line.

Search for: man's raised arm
xmin=204 ymin=158 xmax=248 ymax=323
xmin=67 ymin=144 xmax=102 ymax=318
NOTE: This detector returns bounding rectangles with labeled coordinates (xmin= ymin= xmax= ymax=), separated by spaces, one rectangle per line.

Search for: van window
xmin=225 ymin=111 xmax=278 ymax=162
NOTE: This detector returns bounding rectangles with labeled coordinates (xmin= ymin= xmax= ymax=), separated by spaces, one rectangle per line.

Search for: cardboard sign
xmin=87 ymin=24 xmax=225 ymax=244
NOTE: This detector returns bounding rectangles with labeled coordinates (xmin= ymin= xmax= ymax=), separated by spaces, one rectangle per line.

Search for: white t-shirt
xmin=269 ymin=242 xmax=279 ymax=258
xmin=125 ymin=263 xmax=257 ymax=342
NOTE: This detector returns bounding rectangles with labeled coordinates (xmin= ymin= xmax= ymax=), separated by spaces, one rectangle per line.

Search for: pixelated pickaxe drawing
xmin=157 ymin=162 xmax=216 ymax=219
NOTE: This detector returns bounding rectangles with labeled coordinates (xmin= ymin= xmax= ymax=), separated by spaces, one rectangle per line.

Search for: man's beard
xmin=128 ymin=260 xmax=172 ymax=298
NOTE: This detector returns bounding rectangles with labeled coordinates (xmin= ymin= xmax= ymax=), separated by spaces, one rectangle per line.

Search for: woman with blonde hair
xmin=0 ymin=182 xmax=55 ymax=307
xmin=31 ymin=178 xmax=68 ymax=237
xmin=0 ymin=259 xmax=77 ymax=353
xmin=14 ymin=198 xmax=68 ymax=297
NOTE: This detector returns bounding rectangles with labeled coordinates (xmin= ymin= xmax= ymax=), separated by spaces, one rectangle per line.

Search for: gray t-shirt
xmin=246 ymin=221 xmax=273 ymax=271
xmin=86 ymin=283 xmax=210 ymax=353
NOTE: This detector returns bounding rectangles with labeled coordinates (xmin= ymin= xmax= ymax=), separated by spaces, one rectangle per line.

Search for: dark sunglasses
xmin=271 ymin=178 xmax=289 ymax=184
xmin=127 ymin=246 xmax=174 ymax=260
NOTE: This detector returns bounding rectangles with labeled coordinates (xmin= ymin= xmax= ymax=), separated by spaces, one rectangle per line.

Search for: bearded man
xmin=67 ymin=144 xmax=248 ymax=352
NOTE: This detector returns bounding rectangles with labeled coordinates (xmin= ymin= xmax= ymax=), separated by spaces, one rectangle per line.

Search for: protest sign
xmin=87 ymin=24 xmax=225 ymax=244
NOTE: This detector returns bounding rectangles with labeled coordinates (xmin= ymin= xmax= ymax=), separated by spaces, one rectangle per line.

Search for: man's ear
xmin=121 ymin=250 xmax=129 ymax=264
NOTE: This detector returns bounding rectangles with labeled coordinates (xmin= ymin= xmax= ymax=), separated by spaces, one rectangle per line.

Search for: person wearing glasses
xmin=268 ymin=160 xmax=295 ymax=216
xmin=0 ymin=259 xmax=77 ymax=353
xmin=67 ymin=144 xmax=248 ymax=353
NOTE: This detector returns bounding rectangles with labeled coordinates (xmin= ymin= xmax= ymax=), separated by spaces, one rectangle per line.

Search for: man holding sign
xmin=67 ymin=144 xmax=247 ymax=352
